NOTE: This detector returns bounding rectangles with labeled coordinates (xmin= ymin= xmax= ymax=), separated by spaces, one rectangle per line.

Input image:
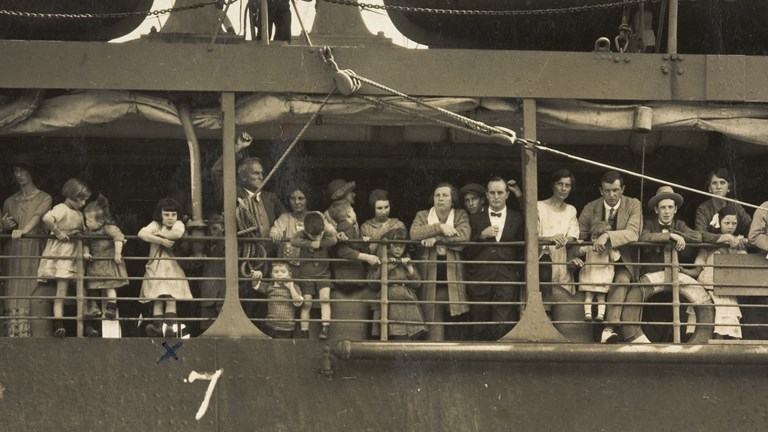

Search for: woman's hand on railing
xmin=10 ymin=229 xmax=24 ymax=239
xmin=83 ymin=251 xmax=93 ymax=261
xmin=269 ymin=231 xmax=283 ymax=242
xmin=569 ymin=257 xmax=584 ymax=269
xmin=439 ymin=224 xmax=458 ymax=237
xmin=548 ymin=233 xmax=568 ymax=248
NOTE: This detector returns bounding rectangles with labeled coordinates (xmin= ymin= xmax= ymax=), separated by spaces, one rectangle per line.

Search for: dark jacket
xmin=463 ymin=207 xmax=523 ymax=282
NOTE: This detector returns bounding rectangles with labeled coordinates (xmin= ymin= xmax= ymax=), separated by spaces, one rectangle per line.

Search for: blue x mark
xmin=157 ymin=341 xmax=183 ymax=364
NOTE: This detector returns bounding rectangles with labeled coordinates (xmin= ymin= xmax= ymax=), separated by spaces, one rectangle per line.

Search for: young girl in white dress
xmin=572 ymin=221 xmax=621 ymax=322
xmin=138 ymin=198 xmax=192 ymax=337
xmin=38 ymin=178 xmax=91 ymax=338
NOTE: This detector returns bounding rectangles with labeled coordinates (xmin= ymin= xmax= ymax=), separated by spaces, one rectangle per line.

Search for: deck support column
xmin=202 ymin=92 xmax=266 ymax=338
xmin=502 ymin=99 xmax=567 ymax=342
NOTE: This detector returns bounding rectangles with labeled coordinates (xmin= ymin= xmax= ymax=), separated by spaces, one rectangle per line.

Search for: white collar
xmin=603 ymin=200 xmax=621 ymax=212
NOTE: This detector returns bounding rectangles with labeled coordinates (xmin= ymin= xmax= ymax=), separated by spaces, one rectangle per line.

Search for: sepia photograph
xmin=1 ymin=0 xmax=768 ymax=430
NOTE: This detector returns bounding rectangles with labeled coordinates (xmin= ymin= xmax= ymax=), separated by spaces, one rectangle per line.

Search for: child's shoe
xmin=104 ymin=302 xmax=118 ymax=320
xmin=145 ymin=316 xmax=163 ymax=337
xmin=319 ymin=324 xmax=330 ymax=340
xmin=595 ymin=314 xmax=605 ymax=322
xmin=300 ymin=330 xmax=310 ymax=339
xmin=87 ymin=301 xmax=102 ymax=318
xmin=584 ymin=313 xmax=593 ymax=322
xmin=164 ymin=312 xmax=178 ymax=338
xmin=85 ymin=326 xmax=100 ymax=338
xmin=54 ymin=327 xmax=66 ymax=338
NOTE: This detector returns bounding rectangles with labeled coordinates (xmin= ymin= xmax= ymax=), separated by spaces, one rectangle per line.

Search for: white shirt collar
xmin=603 ymin=200 xmax=621 ymax=213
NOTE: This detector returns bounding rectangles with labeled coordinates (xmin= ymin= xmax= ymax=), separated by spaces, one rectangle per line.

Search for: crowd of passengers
xmin=2 ymin=134 xmax=768 ymax=342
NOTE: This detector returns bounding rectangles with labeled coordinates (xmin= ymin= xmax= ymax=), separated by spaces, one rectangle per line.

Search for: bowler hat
xmin=459 ymin=183 xmax=486 ymax=198
xmin=648 ymin=185 xmax=683 ymax=209
xmin=327 ymin=179 xmax=356 ymax=201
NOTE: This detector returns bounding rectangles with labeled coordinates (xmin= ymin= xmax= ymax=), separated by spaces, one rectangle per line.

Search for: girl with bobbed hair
xmin=360 ymin=189 xmax=407 ymax=256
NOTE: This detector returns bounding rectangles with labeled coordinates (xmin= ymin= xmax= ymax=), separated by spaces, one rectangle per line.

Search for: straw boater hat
xmin=648 ymin=185 xmax=684 ymax=209
xmin=327 ymin=179 xmax=356 ymax=201
xmin=459 ymin=183 xmax=486 ymax=198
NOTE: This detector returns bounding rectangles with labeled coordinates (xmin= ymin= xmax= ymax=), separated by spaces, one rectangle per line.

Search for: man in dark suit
xmin=464 ymin=176 xmax=524 ymax=340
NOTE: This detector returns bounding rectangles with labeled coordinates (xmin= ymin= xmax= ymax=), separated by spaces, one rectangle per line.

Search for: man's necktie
xmin=490 ymin=212 xmax=502 ymax=217
xmin=608 ymin=207 xmax=616 ymax=222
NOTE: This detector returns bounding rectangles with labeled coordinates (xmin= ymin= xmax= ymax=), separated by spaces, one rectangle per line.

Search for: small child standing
xmin=368 ymin=228 xmax=426 ymax=340
xmin=83 ymin=197 xmax=128 ymax=320
xmin=290 ymin=211 xmax=337 ymax=340
xmin=38 ymin=178 xmax=91 ymax=338
xmin=250 ymin=262 xmax=304 ymax=339
xmin=572 ymin=221 xmax=621 ymax=322
xmin=138 ymin=198 xmax=192 ymax=337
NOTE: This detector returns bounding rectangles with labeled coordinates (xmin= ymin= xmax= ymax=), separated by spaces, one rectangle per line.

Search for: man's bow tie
xmin=490 ymin=212 xmax=502 ymax=218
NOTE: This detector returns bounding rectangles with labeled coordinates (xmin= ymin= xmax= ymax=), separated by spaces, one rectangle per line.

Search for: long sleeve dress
xmin=2 ymin=189 xmax=52 ymax=337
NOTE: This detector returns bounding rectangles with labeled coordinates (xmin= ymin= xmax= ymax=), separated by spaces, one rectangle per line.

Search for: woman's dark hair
xmin=152 ymin=197 xmax=180 ymax=223
xmin=717 ymin=205 xmax=739 ymax=229
xmin=705 ymin=168 xmax=732 ymax=190
xmin=369 ymin=189 xmax=389 ymax=210
xmin=550 ymin=169 xmax=576 ymax=189
xmin=432 ymin=182 xmax=459 ymax=207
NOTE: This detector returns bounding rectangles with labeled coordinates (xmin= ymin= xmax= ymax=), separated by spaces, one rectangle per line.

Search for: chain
xmin=321 ymin=0 xmax=648 ymax=16
xmin=0 ymin=0 xmax=237 ymax=20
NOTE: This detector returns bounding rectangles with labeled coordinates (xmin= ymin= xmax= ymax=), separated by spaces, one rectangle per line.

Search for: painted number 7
xmin=184 ymin=369 xmax=223 ymax=420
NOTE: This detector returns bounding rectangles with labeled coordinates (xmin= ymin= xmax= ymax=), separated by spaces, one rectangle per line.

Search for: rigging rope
xmin=319 ymin=46 xmax=768 ymax=213
xmin=237 ymin=86 xmax=336 ymax=277
xmin=291 ymin=0 xmax=314 ymax=47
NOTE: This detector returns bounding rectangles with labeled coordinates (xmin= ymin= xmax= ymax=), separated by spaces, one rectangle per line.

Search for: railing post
xmin=379 ymin=243 xmax=389 ymax=341
xmin=75 ymin=239 xmax=85 ymax=338
xmin=669 ymin=247 xmax=681 ymax=343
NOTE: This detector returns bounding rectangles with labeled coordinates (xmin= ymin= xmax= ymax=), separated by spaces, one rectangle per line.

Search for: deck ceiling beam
xmin=1 ymin=40 xmax=767 ymax=102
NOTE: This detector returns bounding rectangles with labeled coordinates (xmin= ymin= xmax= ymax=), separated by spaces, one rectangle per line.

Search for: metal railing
xmin=1 ymin=233 xmax=766 ymax=343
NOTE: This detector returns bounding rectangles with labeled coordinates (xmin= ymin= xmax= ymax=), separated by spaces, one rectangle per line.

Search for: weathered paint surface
xmin=1 ymin=338 xmax=767 ymax=431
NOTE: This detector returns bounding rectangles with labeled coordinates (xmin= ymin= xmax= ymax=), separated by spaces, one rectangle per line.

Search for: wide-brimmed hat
xmin=459 ymin=183 xmax=486 ymax=198
xmin=10 ymin=154 xmax=41 ymax=174
xmin=327 ymin=179 xmax=356 ymax=201
xmin=648 ymin=185 xmax=683 ymax=208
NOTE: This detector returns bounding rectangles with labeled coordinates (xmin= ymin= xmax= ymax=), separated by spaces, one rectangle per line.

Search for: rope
xmin=260 ymin=87 xmax=336 ymax=189
xmin=317 ymin=48 xmax=766 ymax=214
xmin=320 ymin=0 xmax=649 ymax=16
xmin=533 ymin=144 xmax=768 ymax=212
xmin=291 ymin=0 xmax=313 ymax=47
